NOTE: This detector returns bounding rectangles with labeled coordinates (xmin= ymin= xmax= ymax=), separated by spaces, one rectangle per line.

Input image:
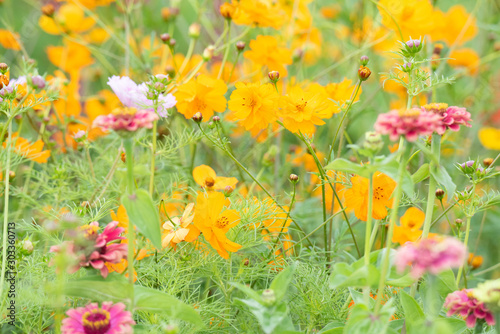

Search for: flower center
xmin=422 ymin=103 xmax=448 ymax=115
xmin=193 ymin=97 xmax=207 ymax=111
xmin=111 ymin=107 xmax=137 ymax=116
xmin=82 ymin=308 xmax=111 ymax=334
xmin=241 ymin=96 xmax=257 ymax=109
xmin=80 ymin=224 xmax=99 ymax=239
xmin=373 ymin=186 xmax=384 ymax=201
xmin=295 ymin=99 xmax=308 ymax=113
xmin=204 ymin=176 xmax=215 ymax=188
xmin=398 ymin=108 xmax=421 ymax=118
xmin=216 ymin=216 xmax=230 ymax=229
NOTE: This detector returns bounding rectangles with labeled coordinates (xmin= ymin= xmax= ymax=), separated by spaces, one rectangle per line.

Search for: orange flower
xmin=431 ymin=6 xmax=477 ymax=46
xmin=232 ymin=0 xmax=286 ymax=29
xmin=344 ymin=172 xmax=396 ymax=221
xmin=448 ymin=48 xmax=480 ymax=75
xmin=174 ymin=74 xmax=227 ymax=120
xmin=279 ymin=85 xmax=329 ymax=135
xmin=85 ymin=28 xmax=111 ymax=45
xmin=392 ymin=207 xmax=425 ymax=245
xmin=47 ymin=39 xmax=94 ymax=73
xmin=3 ymin=133 xmax=50 ymax=163
xmin=39 ymin=4 xmax=95 ymax=35
xmin=244 ymin=35 xmax=293 ymax=77
xmin=468 ymin=253 xmax=483 ymax=269
xmin=0 ymin=29 xmax=21 ymax=50
xmin=311 ymin=170 xmax=346 ymax=213
xmin=320 ymin=5 xmax=341 ymax=19
xmin=289 ymin=146 xmax=324 ymax=173
xmin=162 ymin=203 xmax=199 ymax=248
xmin=57 ymin=0 xmax=116 ymax=9
xmin=478 ymin=127 xmax=500 ymax=150
xmin=192 ymin=165 xmax=238 ymax=191
xmin=191 ymin=191 xmax=242 ymax=259
xmin=228 ymin=82 xmax=279 ymax=132
xmin=308 ymin=79 xmax=362 ymax=117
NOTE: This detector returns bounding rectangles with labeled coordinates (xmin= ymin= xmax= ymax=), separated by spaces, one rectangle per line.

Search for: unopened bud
xmin=202 ymin=45 xmax=215 ymax=61
xmin=363 ymin=131 xmax=383 ymax=152
xmin=405 ymin=38 xmax=423 ymax=54
xmin=435 ymin=188 xmax=445 ymax=200
xmin=81 ymin=201 xmax=91 ymax=209
xmin=223 ymin=186 xmax=234 ymax=197
xmin=188 ymin=23 xmax=201 ymax=39
xmin=192 ymin=112 xmax=203 ymax=123
xmin=160 ymin=33 xmax=171 ymax=43
xmin=261 ymin=289 xmax=276 ymax=306
xmin=212 ymin=116 xmax=220 ymax=122
xmin=433 ymin=43 xmax=444 ymax=56
xmin=455 ymin=219 xmax=463 ymax=229
xmin=73 ymin=130 xmax=87 ymax=142
xmin=360 ymin=55 xmax=369 ymax=66
xmin=41 ymin=4 xmax=55 ymax=17
xmin=163 ymin=324 xmax=179 ymax=334
xmin=0 ymin=62 xmax=8 ymax=74
xmin=121 ymin=152 xmax=126 ymax=163
xmin=169 ymin=38 xmax=176 ymax=48
xmin=161 ymin=7 xmax=179 ymax=21
xmin=268 ymin=71 xmax=280 ymax=83
xmin=358 ymin=66 xmax=371 ymax=81
xmin=243 ymin=258 xmax=250 ymax=266
xmin=289 ymin=174 xmax=299 ymax=183
xmin=31 ymin=75 xmax=46 ymax=89
xmin=402 ymin=62 xmax=413 ymax=73
xmin=483 ymin=158 xmax=494 ymax=168
xmin=22 ymin=240 xmax=34 ymax=254
xmin=154 ymin=82 xmax=165 ymax=92
xmin=8 ymin=171 xmax=15 ymax=180
xmin=165 ymin=65 xmax=175 ymax=78
xmin=236 ymin=41 xmax=245 ymax=52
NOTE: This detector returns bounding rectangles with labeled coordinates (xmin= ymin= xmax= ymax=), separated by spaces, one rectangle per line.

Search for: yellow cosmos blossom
xmin=448 ymin=48 xmax=480 ymax=75
xmin=47 ymin=39 xmax=94 ymax=73
xmin=162 ymin=203 xmax=199 ymax=248
xmin=232 ymin=0 xmax=287 ymax=29
xmin=190 ymin=191 xmax=242 ymax=259
xmin=392 ymin=207 xmax=425 ymax=245
xmin=3 ymin=133 xmax=51 ymax=163
xmin=192 ymin=165 xmax=238 ymax=191
xmin=431 ymin=6 xmax=477 ymax=46
xmin=85 ymin=28 xmax=111 ymax=45
xmin=39 ymin=4 xmax=95 ymax=35
xmin=228 ymin=82 xmax=279 ymax=132
xmin=0 ymin=29 xmax=21 ymax=50
xmin=307 ymin=78 xmax=362 ymax=118
xmin=478 ymin=127 xmax=500 ymax=150
xmin=174 ymin=74 xmax=227 ymax=120
xmin=57 ymin=0 xmax=116 ymax=9
xmin=244 ymin=35 xmax=293 ymax=77
xmin=344 ymin=172 xmax=396 ymax=222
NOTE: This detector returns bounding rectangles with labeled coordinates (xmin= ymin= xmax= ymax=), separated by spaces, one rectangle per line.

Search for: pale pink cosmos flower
xmin=107 ymin=75 xmax=176 ymax=117
xmin=93 ymin=107 xmax=159 ymax=133
xmin=421 ymin=103 xmax=472 ymax=135
xmin=374 ymin=108 xmax=441 ymax=141
xmin=61 ymin=301 xmax=135 ymax=334
xmin=444 ymin=289 xmax=495 ymax=328
xmin=394 ymin=237 xmax=466 ymax=279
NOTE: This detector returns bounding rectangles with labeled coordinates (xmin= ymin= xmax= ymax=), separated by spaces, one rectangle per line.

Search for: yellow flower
xmin=174 ymin=74 xmax=227 ymax=120
xmin=56 ymin=0 xmax=116 ymax=9
xmin=0 ymin=29 xmax=21 ymax=50
xmin=344 ymin=172 xmax=396 ymax=222
xmin=85 ymin=28 xmax=111 ymax=45
xmin=431 ymin=6 xmax=477 ymax=46
xmin=279 ymin=85 xmax=329 ymax=135
xmin=162 ymin=203 xmax=199 ymax=248
xmin=478 ymin=127 xmax=500 ymax=150
xmin=307 ymin=78 xmax=362 ymax=118
xmin=191 ymin=191 xmax=242 ymax=259
xmin=392 ymin=207 xmax=425 ymax=245
xmin=47 ymin=39 xmax=94 ymax=72
xmin=244 ymin=35 xmax=293 ymax=77
xmin=2 ymin=133 xmax=51 ymax=163
xmin=232 ymin=0 xmax=286 ymax=29
xmin=192 ymin=165 xmax=238 ymax=191
xmin=448 ymin=48 xmax=480 ymax=75
xmin=228 ymin=82 xmax=279 ymax=132
xmin=39 ymin=4 xmax=95 ymax=35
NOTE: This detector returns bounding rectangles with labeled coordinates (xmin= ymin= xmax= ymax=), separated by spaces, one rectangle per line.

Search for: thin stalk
xmin=364 ymin=173 xmax=374 ymax=266
xmin=85 ymin=144 xmax=96 ymax=181
xmin=217 ymin=22 xmax=231 ymax=80
xmin=422 ymin=134 xmax=441 ymax=238
xmin=123 ymin=139 xmax=136 ymax=306
xmin=456 ymin=215 xmax=472 ymax=287
xmin=149 ymin=119 xmax=158 ymax=196
xmin=178 ymin=38 xmax=196 ymax=78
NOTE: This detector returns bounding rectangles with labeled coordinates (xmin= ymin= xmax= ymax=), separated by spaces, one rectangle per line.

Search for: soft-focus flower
xmin=279 ymin=85 xmax=329 ymax=135
xmin=39 ymin=4 xmax=95 ymax=35
xmin=174 ymin=74 xmax=227 ymax=120
xmin=422 ymin=103 xmax=472 ymax=134
xmin=395 ymin=237 xmax=467 ymax=279
xmin=57 ymin=0 xmax=116 ymax=9
xmin=478 ymin=127 xmax=500 ymax=150
xmin=374 ymin=108 xmax=441 ymax=142
xmin=448 ymin=48 xmax=480 ymax=75
xmin=107 ymin=76 xmax=176 ymax=117
xmin=228 ymin=82 xmax=279 ymax=132
xmin=392 ymin=207 xmax=425 ymax=245
xmin=431 ymin=6 xmax=477 ymax=46
xmin=93 ymin=107 xmax=158 ymax=133
xmin=0 ymin=29 xmax=21 ymax=50
xmin=474 ymin=279 xmax=500 ymax=312
xmin=190 ymin=191 xmax=241 ymax=259
xmin=192 ymin=165 xmax=238 ymax=190
xmin=3 ymin=132 xmax=51 ymax=163
xmin=244 ymin=35 xmax=293 ymax=77
xmin=61 ymin=301 xmax=135 ymax=334
xmin=307 ymin=79 xmax=362 ymax=117
xmin=468 ymin=253 xmax=484 ymax=269
xmin=232 ymin=0 xmax=286 ymax=29
xmin=444 ymin=289 xmax=495 ymax=328
xmin=344 ymin=172 xmax=396 ymax=222
xmin=47 ymin=39 xmax=94 ymax=72
xmin=162 ymin=203 xmax=199 ymax=248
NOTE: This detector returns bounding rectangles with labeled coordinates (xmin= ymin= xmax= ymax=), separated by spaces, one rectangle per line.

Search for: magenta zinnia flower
xmin=62 ymin=301 xmax=135 ymax=334
xmin=394 ymin=237 xmax=466 ymax=279
xmin=374 ymin=108 xmax=441 ymax=141
xmin=444 ymin=289 xmax=495 ymax=328
xmin=421 ymin=103 xmax=472 ymax=135
xmin=93 ymin=107 xmax=159 ymax=133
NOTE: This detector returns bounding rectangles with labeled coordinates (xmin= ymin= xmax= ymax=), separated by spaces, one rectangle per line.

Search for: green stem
xmin=149 ymin=119 xmax=158 ymax=196
xmin=365 ymin=173 xmax=374 ymax=266
xmin=217 ymin=22 xmax=231 ymax=80
xmin=422 ymin=134 xmax=441 ymax=238
xmin=456 ymin=215 xmax=472 ymax=287
xmin=123 ymin=139 xmax=136 ymax=305
xmin=85 ymin=144 xmax=96 ymax=181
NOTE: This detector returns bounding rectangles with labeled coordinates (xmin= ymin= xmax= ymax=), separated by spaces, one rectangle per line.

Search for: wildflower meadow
xmin=2 ymin=0 xmax=500 ymax=333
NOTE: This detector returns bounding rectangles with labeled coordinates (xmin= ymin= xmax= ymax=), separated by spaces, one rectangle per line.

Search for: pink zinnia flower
xmin=107 ymin=75 xmax=176 ymax=117
xmin=93 ymin=107 xmax=159 ymax=133
xmin=374 ymin=108 xmax=441 ymax=142
xmin=394 ymin=237 xmax=466 ymax=279
xmin=422 ymin=103 xmax=472 ymax=135
xmin=62 ymin=301 xmax=135 ymax=334
xmin=444 ymin=289 xmax=495 ymax=328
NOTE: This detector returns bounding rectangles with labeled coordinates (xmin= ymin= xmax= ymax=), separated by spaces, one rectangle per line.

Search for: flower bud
xmin=212 ymin=116 xmax=220 ymax=123
xmin=188 ymin=23 xmax=201 ymax=39
xmin=483 ymin=158 xmax=493 ymax=168
xmin=458 ymin=160 xmax=475 ymax=174
xmin=165 ymin=65 xmax=176 ymax=78
xmin=121 ymin=152 xmax=126 ymax=163
xmin=81 ymin=201 xmax=91 ymax=209
xmin=455 ymin=219 xmax=463 ymax=229
xmin=236 ymin=41 xmax=246 ymax=52
xmin=192 ymin=112 xmax=203 ymax=123
xmin=160 ymin=33 xmax=171 ymax=43
xmin=223 ymin=186 xmax=234 ymax=197
xmin=433 ymin=43 xmax=444 ymax=56
xmin=402 ymin=62 xmax=413 ymax=73
xmin=363 ymin=131 xmax=383 ymax=152
xmin=0 ymin=62 xmax=8 ymax=74
xmin=243 ymin=258 xmax=250 ymax=266
xmin=207 ymin=121 xmax=215 ymax=129
xmin=261 ymin=289 xmax=276 ymax=306
xmin=31 ymin=75 xmax=46 ymax=89
xmin=435 ymin=188 xmax=445 ymax=200
xmin=8 ymin=171 xmax=15 ymax=180
xmin=73 ymin=130 xmax=87 ymax=142
xmin=220 ymin=2 xmax=235 ymax=19
xmin=202 ymin=45 xmax=215 ymax=61
xmin=430 ymin=54 xmax=440 ymax=71
xmin=289 ymin=173 xmax=299 ymax=184
xmin=161 ymin=7 xmax=179 ymax=22
xmin=358 ymin=66 xmax=371 ymax=81
xmin=41 ymin=4 xmax=55 ymax=17
xmin=154 ymin=82 xmax=165 ymax=92
xmin=268 ymin=71 xmax=280 ymax=83
xmin=163 ymin=324 xmax=179 ymax=334
xmin=468 ymin=254 xmax=483 ymax=269
xmin=360 ymin=55 xmax=369 ymax=66
xmin=169 ymin=38 xmax=176 ymax=48
xmin=22 ymin=240 xmax=34 ymax=254
xmin=405 ymin=38 xmax=423 ymax=54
